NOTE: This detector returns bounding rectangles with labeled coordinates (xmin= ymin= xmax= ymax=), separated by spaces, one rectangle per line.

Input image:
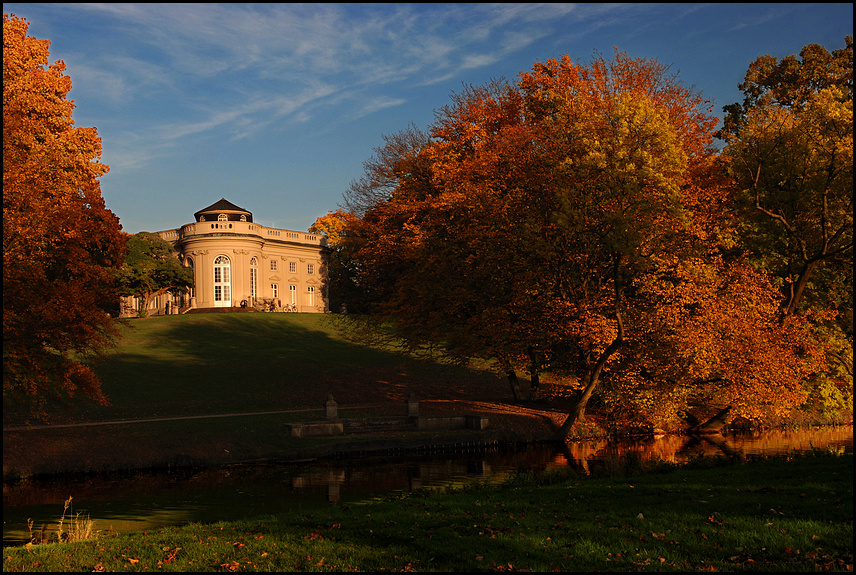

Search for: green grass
xmin=4 ymin=313 xmax=518 ymax=479
xmin=4 ymin=453 xmax=852 ymax=572
xmin=4 ymin=313 xmax=502 ymax=425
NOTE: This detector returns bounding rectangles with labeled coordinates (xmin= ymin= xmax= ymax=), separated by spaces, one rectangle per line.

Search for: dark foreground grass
xmin=5 ymin=453 xmax=852 ymax=572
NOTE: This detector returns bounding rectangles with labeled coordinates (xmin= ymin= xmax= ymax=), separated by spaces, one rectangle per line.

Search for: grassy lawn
xmin=4 ymin=313 xmax=510 ymax=425
xmin=4 ymin=313 xmax=545 ymax=479
xmin=4 ymin=453 xmax=852 ymax=572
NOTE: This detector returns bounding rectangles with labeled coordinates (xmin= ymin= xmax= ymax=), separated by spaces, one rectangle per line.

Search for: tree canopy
xmin=338 ymin=50 xmax=839 ymax=436
xmin=718 ymin=37 xmax=853 ymax=420
xmin=118 ymin=232 xmax=194 ymax=317
xmin=719 ymin=36 xmax=853 ymax=320
xmin=3 ymin=14 xmax=126 ymax=416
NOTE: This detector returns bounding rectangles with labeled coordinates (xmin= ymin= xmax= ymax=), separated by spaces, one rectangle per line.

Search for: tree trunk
xmin=138 ymin=294 xmax=151 ymax=318
xmin=506 ymin=370 xmax=525 ymax=402
xmin=693 ymin=406 xmax=732 ymax=435
xmin=782 ymin=260 xmax=819 ymax=319
xmin=557 ymin=327 xmax=624 ymax=438
xmin=527 ymin=371 xmax=540 ymax=401
xmin=557 ymin=374 xmax=597 ymax=436
xmin=527 ymin=347 xmax=541 ymax=401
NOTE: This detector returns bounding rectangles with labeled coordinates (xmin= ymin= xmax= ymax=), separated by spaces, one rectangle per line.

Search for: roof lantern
xmin=194 ymin=198 xmax=253 ymax=223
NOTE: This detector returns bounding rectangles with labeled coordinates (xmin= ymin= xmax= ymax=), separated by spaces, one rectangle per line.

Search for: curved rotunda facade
xmin=127 ymin=199 xmax=329 ymax=316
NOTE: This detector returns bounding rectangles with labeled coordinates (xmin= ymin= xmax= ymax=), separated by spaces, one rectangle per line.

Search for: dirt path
xmin=1 ymin=405 xmax=385 ymax=432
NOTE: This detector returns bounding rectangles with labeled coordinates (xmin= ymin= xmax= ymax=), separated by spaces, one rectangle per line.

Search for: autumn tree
xmin=718 ymin=37 xmax=853 ymax=418
xmin=118 ymin=232 xmax=194 ymax=317
xmin=342 ymin=50 xmax=832 ymax=436
xmin=309 ymin=209 xmax=360 ymax=313
xmin=719 ymin=36 xmax=853 ymax=320
xmin=3 ymin=14 xmax=126 ymax=416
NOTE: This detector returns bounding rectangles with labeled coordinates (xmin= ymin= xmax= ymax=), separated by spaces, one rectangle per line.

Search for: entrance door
xmin=213 ymin=255 xmax=231 ymax=307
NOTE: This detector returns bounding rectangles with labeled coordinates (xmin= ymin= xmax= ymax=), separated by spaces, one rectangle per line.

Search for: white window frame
xmin=249 ymin=257 xmax=258 ymax=300
xmin=213 ymin=255 xmax=231 ymax=307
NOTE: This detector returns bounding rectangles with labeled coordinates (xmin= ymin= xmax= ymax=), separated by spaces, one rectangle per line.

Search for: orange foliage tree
xmin=310 ymin=209 xmax=360 ymax=314
xmin=3 ymin=14 xmax=126 ymax=417
xmin=342 ymin=51 xmax=830 ymax=436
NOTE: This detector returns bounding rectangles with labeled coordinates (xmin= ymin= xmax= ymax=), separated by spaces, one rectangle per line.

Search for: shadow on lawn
xmin=4 ymin=314 xmax=508 ymax=426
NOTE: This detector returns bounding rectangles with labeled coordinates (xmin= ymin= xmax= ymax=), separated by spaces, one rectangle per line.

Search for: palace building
xmin=121 ymin=198 xmax=329 ymax=317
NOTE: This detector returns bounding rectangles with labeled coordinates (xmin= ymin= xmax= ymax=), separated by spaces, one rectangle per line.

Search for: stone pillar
xmin=325 ymin=394 xmax=338 ymax=420
xmin=407 ymin=392 xmax=419 ymax=417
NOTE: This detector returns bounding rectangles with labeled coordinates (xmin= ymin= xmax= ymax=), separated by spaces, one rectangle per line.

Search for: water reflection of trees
xmin=4 ymin=427 xmax=851 ymax=545
xmin=552 ymin=427 xmax=853 ymax=475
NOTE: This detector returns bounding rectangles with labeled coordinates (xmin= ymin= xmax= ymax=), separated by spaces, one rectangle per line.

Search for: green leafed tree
xmin=118 ymin=232 xmax=194 ymax=317
xmin=718 ymin=36 xmax=853 ymax=320
xmin=718 ymin=37 xmax=853 ymax=419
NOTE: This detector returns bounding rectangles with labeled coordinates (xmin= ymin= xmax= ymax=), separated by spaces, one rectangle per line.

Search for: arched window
xmin=218 ymin=213 xmax=228 ymax=221
xmin=240 ymin=215 xmax=247 ymax=222
xmin=213 ymin=255 xmax=231 ymax=307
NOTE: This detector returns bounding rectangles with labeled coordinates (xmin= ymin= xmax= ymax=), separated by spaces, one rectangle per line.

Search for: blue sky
xmin=5 ymin=3 xmax=852 ymax=234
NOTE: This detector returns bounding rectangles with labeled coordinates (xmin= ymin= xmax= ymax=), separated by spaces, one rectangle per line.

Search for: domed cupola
xmin=194 ymin=198 xmax=253 ymax=223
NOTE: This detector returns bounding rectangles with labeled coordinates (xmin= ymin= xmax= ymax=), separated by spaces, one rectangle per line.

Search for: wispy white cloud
xmin=33 ymin=3 xmax=641 ymax=171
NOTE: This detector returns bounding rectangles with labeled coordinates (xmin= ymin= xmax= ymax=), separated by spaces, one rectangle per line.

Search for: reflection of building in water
xmin=289 ymin=460 xmax=499 ymax=504
xmin=292 ymin=470 xmax=346 ymax=504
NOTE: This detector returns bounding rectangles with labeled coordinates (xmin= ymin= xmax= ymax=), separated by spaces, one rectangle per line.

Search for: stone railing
xmin=165 ymin=222 xmax=327 ymax=246
xmin=284 ymin=393 xmax=489 ymax=437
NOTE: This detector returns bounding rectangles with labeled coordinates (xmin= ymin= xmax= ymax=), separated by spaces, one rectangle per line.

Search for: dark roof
xmin=194 ymin=198 xmax=252 ymax=221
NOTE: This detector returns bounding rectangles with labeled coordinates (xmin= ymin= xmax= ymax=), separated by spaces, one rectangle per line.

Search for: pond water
xmin=3 ymin=426 xmax=852 ymax=547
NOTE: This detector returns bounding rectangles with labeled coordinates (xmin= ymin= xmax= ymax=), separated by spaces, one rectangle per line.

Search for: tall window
xmin=271 ymin=283 xmax=278 ymax=299
xmin=213 ymin=255 xmax=231 ymax=307
xmin=249 ymin=257 xmax=258 ymax=300
xmin=307 ymin=286 xmax=316 ymax=307
xmin=289 ymin=284 xmax=297 ymax=305
xmin=186 ymin=258 xmax=194 ymax=298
